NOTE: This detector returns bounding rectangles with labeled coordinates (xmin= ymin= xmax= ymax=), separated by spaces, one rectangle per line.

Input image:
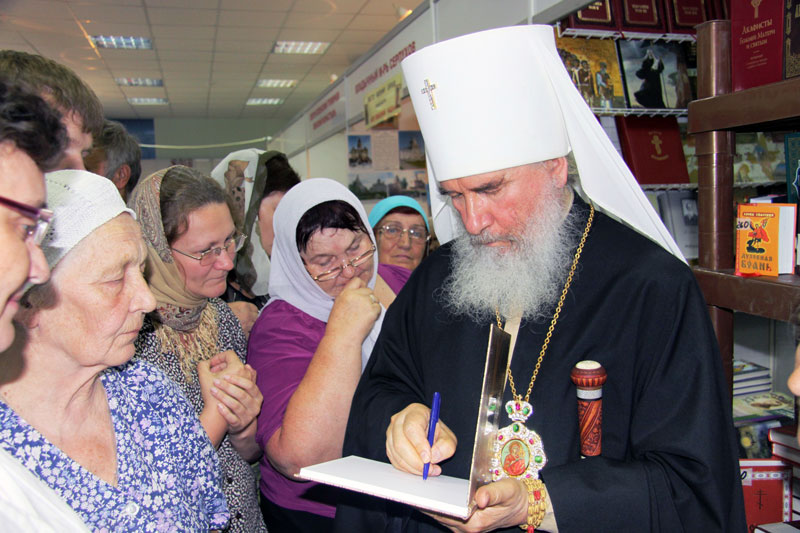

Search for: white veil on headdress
xmin=210 ymin=148 xmax=272 ymax=295
xmin=267 ymin=178 xmax=383 ymax=370
xmin=401 ymin=24 xmax=683 ymax=261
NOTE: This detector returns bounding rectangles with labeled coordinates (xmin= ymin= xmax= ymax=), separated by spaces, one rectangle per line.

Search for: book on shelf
xmin=614 ymin=0 xmax=666 ymax=33
xmin=741 ymin=459 xmax=793 ymax=531
xmin=559 ymin=0 xmax=620 ymax=34
xmin=769 ymin=425 xmax=799 ymax=451
xmin=735 ymin=203 xmax=797 ymax=276
xmin=734 ymin=358 xmax=771 ymax=382
xmin=739 ymin=419 xmax=785 ymax=458
xmin=733 ymin=391 xmax=795 ymax=426
xmin=617 ymin=39 xmax=693 ymax=109
xmin=774 ymin=444 xmax=800 ymax=467
xmin=555 ymin=34 xmax=627 ymax=109
xmin=656 ymin=189 xmax=698 ymax=259
xmin=751 ymin=194 xmax=791 ymax=204
xmin=784 ymin=132 xmax=800 ymax=205
xmin=734 ymin=383 xmax=774 ymax=398
xmin=756 ymin=520 xmax=800 ymax=532
xmin=615 ymin=116 xmax=690 ymax=184
xmin=662 ymin=0 xmax=707 ymax=34
xmin=734 ymin=132 xmax=787 ymax=185
xmin=734 ymin=376 xmax=773 ymax=390
xmin=731 ymin=0 xmax=783 ymax=92
xmin=785 ymin=0 xmax=800 ymax=80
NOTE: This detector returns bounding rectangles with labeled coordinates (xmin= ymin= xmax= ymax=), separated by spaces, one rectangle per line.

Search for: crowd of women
xmin=0 ymin=77 xmax=433 ymax=532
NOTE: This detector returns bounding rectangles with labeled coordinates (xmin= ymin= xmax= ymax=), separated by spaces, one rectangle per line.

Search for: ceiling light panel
xmin=128 ymin=97 xmax=169 ymax=105
xmin=91 ymin=35 xmax=152 ymax=50
xmin=246 ymin=97 xmax=283 ymax=105
xmin=257 ymin=79 xmax=298 ymax=88
xmin=272 ymin=41 xmax=329 ymax=54
xmin=115 ymin=77 xmax=163 ymax=87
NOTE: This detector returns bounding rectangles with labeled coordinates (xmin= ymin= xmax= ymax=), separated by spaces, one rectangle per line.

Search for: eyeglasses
xmin=310 ymin=243 xmax=376 ymax=282
xmin=172 ymin=233 xmax=245 ymax=266
xmin=0 ymin=195 xmax=53 ymax=245
xmin=378 ymin=223 xmax=429 ymax=243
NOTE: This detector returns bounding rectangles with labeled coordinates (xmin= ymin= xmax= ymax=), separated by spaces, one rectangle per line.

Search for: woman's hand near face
xmin=325 ymin=277 xmax=381 ymax=343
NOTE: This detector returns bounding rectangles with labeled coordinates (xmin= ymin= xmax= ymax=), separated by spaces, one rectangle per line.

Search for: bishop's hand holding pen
xmin=385 ymin=400 xmax=457 ymax=478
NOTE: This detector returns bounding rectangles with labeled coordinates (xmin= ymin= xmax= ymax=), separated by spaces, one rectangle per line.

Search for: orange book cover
xmin=735 ymin=203 xmax=797 ymax=276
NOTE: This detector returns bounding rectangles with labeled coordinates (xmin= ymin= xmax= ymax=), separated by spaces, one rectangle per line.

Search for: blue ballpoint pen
xmin=422 ymin=391 xmax=441 ymax=481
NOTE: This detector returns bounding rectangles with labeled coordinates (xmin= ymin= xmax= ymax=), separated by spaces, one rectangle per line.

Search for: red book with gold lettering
xmin=731 ymin=0 xmax=783 ymax=91
xmin=559 ymin=0 xmax=621 ymax=34
xmin=614 ymin=116 xmax=690 ymax=184
xmin=663 ymin=0 xmax=707 ymax=34
xmin=615 ymin=0 xmax=667 ymax=33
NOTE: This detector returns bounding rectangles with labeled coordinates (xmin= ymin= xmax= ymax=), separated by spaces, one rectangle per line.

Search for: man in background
xmin=0 ymin=50 xmax=103 ymax=170
xmin=84 ymin=119 xmax=142 ymax=201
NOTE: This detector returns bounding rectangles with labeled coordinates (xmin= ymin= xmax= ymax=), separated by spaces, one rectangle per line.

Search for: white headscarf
xmin=401 ymin=25 xmax=684 ymax=261
xmin=210 ymin=148 xmax=272 ymax=295
xmin=41 ymin=170 xmax=136 ymax=270
xmin=268 ymin=178 xmax=383 ymax=370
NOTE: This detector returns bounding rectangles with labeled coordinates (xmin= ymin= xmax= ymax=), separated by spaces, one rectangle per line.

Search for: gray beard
xmin=439 ymin=195 xmax=583 ymax=324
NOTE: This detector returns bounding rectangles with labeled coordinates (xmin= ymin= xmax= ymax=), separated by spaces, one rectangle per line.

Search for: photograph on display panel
xmin=617 ymin=39 xmax=692 ymax=109
xmin=555 ymin=34 xmax=627 ymax=110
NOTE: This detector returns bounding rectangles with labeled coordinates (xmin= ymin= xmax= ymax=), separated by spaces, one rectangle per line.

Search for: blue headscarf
xmin=368 ymin=195 xmax=429 ymax=231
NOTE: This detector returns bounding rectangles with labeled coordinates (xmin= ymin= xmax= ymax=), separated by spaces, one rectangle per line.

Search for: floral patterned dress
xmin=0 ymin=360 xmax=229 ymax=532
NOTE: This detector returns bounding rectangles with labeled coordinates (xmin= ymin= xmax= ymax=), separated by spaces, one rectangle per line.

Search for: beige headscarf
xmin=128 ymin=165 xmax=221 ymax=381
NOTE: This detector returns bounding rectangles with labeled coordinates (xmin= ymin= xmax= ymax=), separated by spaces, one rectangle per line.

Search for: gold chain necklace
xmin=490 ymin=204 xmax=594 ymax=481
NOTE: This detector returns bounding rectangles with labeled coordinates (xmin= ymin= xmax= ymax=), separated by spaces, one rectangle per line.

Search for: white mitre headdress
xmin=401 ymin=24 xmax=683 ymax=261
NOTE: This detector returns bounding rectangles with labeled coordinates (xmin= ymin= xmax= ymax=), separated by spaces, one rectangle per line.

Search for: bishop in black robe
xmin=334 ymin=197 xmax=747 ymax=532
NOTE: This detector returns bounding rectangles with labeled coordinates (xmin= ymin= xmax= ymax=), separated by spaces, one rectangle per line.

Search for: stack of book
xmin=734 ymin=359 xmax=772 ymax=397
xmin=769 ymin=426 xmax=800 ymax=521
xmin=734 ymin=391 xmax=794 ymax=459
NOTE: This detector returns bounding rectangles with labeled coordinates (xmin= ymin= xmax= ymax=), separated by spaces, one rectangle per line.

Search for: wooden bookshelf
xmin=689 ymin=20 xmax=800 ymax=391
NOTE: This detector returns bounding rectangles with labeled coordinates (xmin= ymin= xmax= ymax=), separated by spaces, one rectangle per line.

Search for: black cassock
xmin=334 ymin=198 xmax=746 ymax=532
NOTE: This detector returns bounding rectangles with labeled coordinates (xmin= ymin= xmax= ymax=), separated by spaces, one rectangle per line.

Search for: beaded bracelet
xmin=519 ymin=478 xmax=547 ymax=532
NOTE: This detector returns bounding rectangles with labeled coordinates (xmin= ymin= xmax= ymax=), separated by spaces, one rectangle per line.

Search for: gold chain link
xmin=501 ymin=205 xmax=594 ymax=403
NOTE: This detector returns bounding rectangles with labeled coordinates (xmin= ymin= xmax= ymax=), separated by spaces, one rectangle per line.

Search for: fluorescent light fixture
xmin=116 ymin=77 xmax=163 ymax=87
xmin=92 ymin=35 xmax=152 ymax=50
xmin=128 ymin=97 xmax=168 ymax=105
xmin=272 ymin=41 xmax=329 ymax=54
xmin=257 ymin=79 xmax=298 ymax=88
xmin=246 ymin=97 xmax=283 ymax=106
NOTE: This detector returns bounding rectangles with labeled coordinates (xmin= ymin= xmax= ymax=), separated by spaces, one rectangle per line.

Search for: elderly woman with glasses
xmin=129 ymin=166 xmax=266 ymax=533
xmin=248 ymin=178 xmax=411 ymax=531
xmin=368 ymin=195 xmax=430 ymax=271
xmin=1 ymin=170 xmax=229 ymax=531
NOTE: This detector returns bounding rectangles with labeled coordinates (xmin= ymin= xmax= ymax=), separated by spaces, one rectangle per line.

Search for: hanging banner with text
xmin=364 ymin=74 xmax=403 ymax=129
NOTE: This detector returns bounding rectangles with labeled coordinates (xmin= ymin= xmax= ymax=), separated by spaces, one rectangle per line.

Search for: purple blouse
xmin=249 ymin=263 xmax=410 ymax=517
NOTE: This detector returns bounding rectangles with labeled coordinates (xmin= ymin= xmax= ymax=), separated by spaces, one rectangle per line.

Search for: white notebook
xmin=299 ymin=455 xmax=473 ymax=519
xmin=298 ymin=324 xmax=512 ymax=520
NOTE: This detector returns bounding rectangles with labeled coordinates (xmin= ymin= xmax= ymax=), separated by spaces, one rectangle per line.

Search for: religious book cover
xmin=734 ymin=132 xmax=787 ymax=184
xmin=559 ymin=0 xmax=621 ymax=34
xmin=740 ymin=459 xmax=793 ymax=531
xmin=615 ymin=115 xmax=690 ymax=184
xmin=617 ymin=39 xmax=693 ymax=109
xmin=735 ymin=203 xmax=797 ymax=276
xmin=656 ymin=189 xmax=698 ymax=259
xmin=731 ymin=0 xmax=783 ymax=92
xmin=785 ymin=0 xmax=800 ymax=79
xmin=663 ymin=0 xmax=707 ymax=34
xmin=555 ymin=34 xmax=627 ymax=109
xmin=785 ymin=132 xmax=800 ymax=205
xmin=614 ymin=0 xmax=667 ymax=32
xmin=734 ymin=391 xmax=796 ymax=425
xmin=739 ymin=419 xmax=784 ymax=459
xmin=734 ymin=358 xmax=771 ymax=383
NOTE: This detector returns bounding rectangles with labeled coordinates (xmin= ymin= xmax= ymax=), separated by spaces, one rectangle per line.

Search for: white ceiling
xmin=0 ymin=0 xmax=416 ymax=133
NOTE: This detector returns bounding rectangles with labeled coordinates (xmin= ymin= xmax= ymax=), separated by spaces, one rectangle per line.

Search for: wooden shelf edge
xmin=693 ymin=267 xmax=800 ymax=322
xmin=688 ymin=77 xmax=800 ymax=134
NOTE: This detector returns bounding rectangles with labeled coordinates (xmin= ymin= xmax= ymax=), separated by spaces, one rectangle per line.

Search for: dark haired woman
xmin=210 ymin=149 xmax=301 ymax=338
xmin=129 ymin=166 xmax=267 ymax=532
xmin=248 ymin=178 xmax=410 ymax=532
